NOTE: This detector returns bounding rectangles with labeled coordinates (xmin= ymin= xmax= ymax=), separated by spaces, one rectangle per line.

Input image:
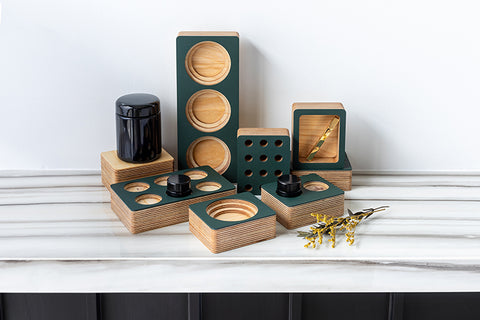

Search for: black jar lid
xmin=116 ymin=93 xmax=160 ymax=118
xmin=276 ymin=174 xmax=302 ymax=197
xmin=166 ymin=174 xmax=192 ymax=197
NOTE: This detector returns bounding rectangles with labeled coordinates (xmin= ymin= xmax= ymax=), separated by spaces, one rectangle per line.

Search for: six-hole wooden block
xmin=237 ymin=128 xmax=291 ymax=195
xmin=100 ymin=149 xmax=174 ymax=191
xmin=177 ymin=31 xmax=239 ymax=182
xmin=292 ymin=102 xmax=346 ymax=170
xmin=189 ymin=192 xmax=277 ymax=253
xmin=261 ymin=174 xmax=344 ymax=229
xmin=110 ymin=166 xmax=236 ymax=234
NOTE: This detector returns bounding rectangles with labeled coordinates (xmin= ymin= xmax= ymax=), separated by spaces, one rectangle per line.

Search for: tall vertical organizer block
xmin=237 ymin=128 xmax=291 ymax=195
xmin=177 ymin=32 xmax=239 ymax=182
xmin=292 ymin=103 xmax=346 ymax=170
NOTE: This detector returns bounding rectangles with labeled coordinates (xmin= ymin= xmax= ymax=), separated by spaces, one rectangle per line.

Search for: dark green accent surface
xmin=261 ymin=174 xmax=344 ymax=208
xmin=189 ymin=192 xmax=276 ymax=230
xmin=237 ymin=134 xmax=291 ymax=195
xmin=110 ymin=166 xmax=235 ymax=212
xmin=292 ymin=108 xmax=346 ymax=170
xmin=176 ymin=35 xmax=239 ymax=182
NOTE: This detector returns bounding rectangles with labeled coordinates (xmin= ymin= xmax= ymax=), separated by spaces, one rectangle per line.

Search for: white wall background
xmin=0 ymin=0 xmax=479 ymax=173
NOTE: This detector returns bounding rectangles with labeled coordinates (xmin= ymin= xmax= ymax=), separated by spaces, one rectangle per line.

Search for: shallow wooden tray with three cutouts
xmin=110 ymin=166 xmax=236 ymax=234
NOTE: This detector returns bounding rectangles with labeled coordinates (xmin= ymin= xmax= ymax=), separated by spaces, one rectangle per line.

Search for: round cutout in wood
xmin=207 ymin=199 xmax=258 ymax=221
xmin=185 ymin=90 xmax=231 ymax=132
xmin=303 ymin=181 xmax=330 ymax=192
xmin=135 ymin=194 xmax=162 ymax=205
xmin=185 ymin=41 xmax=231 ymax=85
xmin=186 ymin=136 xmax=231 ymax=175
xmin=184 ymin=170 xmax=208 ymax=180
xmin=124 ymin=182 xmax=150 ymax=192
xmin=196 ymin=181 xmax=222 ymax=192
xmin=154 ymin=176 xmax=169 ymax=186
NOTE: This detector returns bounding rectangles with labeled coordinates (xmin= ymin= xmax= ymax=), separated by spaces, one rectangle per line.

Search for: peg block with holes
xmin=292 ymin=102 xmax=346 ymax=170
xmin=261 ymin=174 xmax=344 ymax=229
xmin=100 ymin=149 xmax=174 ymax=191
xmin=189 ymin=192 xmax=276 ymax=254
xmin=177 ymin=31 xmax=239 ymax=182
xmin=110 ymin=166 xmax=236 ymax=234
xmin=237 ymin=128 xmax=291 ymax=195
xmin=292 ymin=153 xmax=353 ymax=191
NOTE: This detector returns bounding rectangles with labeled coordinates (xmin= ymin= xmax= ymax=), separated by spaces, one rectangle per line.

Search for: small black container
xmin=276 ymin=174 xmax=303 ymax=197
xmin=116 ymin=93 xmax=162 ymax=163
xmin=166 ymin=174 xmax=192 ymax=197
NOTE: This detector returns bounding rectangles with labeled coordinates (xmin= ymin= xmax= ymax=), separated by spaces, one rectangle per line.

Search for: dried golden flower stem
xmin=298 ymin=206 xmax=389 ymax=248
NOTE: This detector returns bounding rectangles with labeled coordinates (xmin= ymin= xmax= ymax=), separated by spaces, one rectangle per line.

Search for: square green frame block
xmin=292 ymin=103 xmax=346 ymax=170
xmin=176 ymin=32 xmax=239 ymax=182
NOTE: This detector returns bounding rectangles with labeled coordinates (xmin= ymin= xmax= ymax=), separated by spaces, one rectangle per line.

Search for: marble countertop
xmin=0 ymin=172 xmax=479 ymax=292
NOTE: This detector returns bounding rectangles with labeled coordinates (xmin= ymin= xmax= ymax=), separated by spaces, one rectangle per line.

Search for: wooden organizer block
xmin=100 ymin=149 xmax=174 ymax=191
xmin=261 ymin=174 xmax=344 ymax=229
xmin=292 ymin=154 xmax=353 ymax=191
xmin=110 ymin=166 xmax=236 ymax=234
xmin=236 ymin=128 xmax=291 ymax=195
xmin=177 ymin=31 xmax=239 ymax=182
xmin=189 ymin=192 xmax=276 ymax=254
xmin=292 ymin=103 xmax=346 ymax=170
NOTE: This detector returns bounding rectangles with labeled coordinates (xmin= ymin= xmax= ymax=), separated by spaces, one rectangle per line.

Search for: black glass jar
xmin=116 ymin=93 xmax=162 ymax=163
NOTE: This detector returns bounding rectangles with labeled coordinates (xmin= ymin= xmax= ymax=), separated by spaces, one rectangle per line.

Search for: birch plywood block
xmin=177 ymin=32 xmax=239 ymax=182
xmin=292 ymin=103 xmax=346 ymax=170
xmin=189 ymin=192 xmax=276 ymax=254
xmin=100 ymin=149 xmax=174 ymax=191
xmin=110 ymin=166 xmax=236 ymax=234
xmin=292 ymin=154 xmax=353 ymax=191
xmin=237 ymin=128 xmax=291 ymax=195
xmin=261 ymin=174 xmax=344 ymax=229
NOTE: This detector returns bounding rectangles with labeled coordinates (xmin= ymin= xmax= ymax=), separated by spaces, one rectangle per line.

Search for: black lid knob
xmin=166 ymin=174 xmax=192 ymax=197
xmin=116 ymin=93 xmax=160 ymax=118
xmin=276 ymin=174 xmax=302 ymax=197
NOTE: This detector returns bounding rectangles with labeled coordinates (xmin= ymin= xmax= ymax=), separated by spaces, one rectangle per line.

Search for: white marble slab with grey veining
xmin=0 ymin=172 xmax=479 ymax=292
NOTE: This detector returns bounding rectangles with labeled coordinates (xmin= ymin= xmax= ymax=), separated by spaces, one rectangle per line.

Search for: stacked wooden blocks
xmin=291 ymin=103 xmax=352 ymax=191
xmin=261 ymin=174 xmax=344 ymax=229
xmin=176 ymin=32 xmax=239 ymax=181
xmin=236 ymin=128 xmax=291 ymax=195
xmin=100 ymin=149 xmax=174 ymax=190
xmin=110 ymin=166 xmax=236 ymax=234
xmin=189 ymin=192 xmax=277 ymax=253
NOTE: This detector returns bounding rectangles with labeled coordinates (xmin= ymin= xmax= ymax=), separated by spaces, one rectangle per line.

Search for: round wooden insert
xmin=154 ymin=176 xmax=169 ymax=186
xmin=206 ymin=199 xmax=258 ymax=221
xmin=184 ymin=170 xmax=208 ymax=180
xmin=135 ymin=194 xmax=162 ymax=205
xmin=185 ymin=41 xmax=231 ymax=85
xmin=303 ymin=181 xmax=330 ymax=192
xmin=186 ymin=137 xmax=231 ymax=175
xmin=186 ymin=90 xmax=231 ymax=132
xmin=124 ymin=182 xmax=150 ymax=192
xmin=196 ymin=181 xmax=222 ymax=192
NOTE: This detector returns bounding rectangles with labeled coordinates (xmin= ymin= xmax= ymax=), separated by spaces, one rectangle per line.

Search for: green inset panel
xmin=237 ymin=133 xmax=291 ymax=195
xmin=177 ymin=33 xmax=239 ymax=182
xmin=189 ymin=192 xmax=276 ymax=230
xmin=111 ymin=166 xmax=235 ymax=212
xmin=261 ymin=174 xmax=344 ymax=208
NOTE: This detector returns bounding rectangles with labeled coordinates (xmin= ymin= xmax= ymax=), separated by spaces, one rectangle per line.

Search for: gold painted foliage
xmin=298 ymin=206 xmax=389 ymax=248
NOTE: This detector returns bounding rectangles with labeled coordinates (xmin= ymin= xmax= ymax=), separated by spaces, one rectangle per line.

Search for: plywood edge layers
xmin=237 ymin=128 xmax=290 ymax=137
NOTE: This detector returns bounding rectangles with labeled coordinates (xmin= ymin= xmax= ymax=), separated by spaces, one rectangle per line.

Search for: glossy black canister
xmin=116 ymin=93 xmax=162 ymax=163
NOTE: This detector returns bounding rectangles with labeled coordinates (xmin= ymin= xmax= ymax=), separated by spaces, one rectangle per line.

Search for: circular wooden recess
xmin=124 ymin=182 xmax=150 ymax=192
xmin=135 ymin=194 xmax=162 ymax=205
xmin=184 ymin=170 xmax=208 ymax=180
xmin=303 ymin=181 xmax=330 ymax=192
xmin=186 ymin=136 xmax=231 ymax=175
xmin=274 ymin=170 xmax=283 ymax=177
xmin=207 ymin=199 xmax=258 ymax=222
xmin=185 ymin=41 xmax=231 ymax=85
xmin=275 ymin=140 xmax=283 ymax=147
xmin=185 ymin=90 xmax=231 ymax=132
xmin=196 ymin=181 xmax=222 ymax=192
xmin=154 ymin=176 xmax=169 ymax=186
